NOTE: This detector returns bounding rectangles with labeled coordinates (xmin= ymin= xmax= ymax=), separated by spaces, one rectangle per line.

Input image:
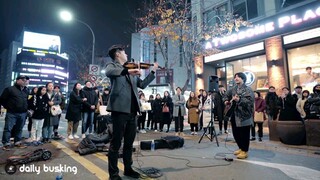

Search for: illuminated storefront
xmin=202 ymin=1 xmax=320 ymax=93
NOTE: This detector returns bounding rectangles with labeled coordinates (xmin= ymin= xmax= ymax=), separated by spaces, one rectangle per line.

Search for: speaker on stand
xmin=208 ymin=75 xmax=219 ymax=93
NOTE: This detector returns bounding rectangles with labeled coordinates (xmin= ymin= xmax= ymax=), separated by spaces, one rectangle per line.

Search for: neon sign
xmin=211 ymin=6 xmax=320 ymax=47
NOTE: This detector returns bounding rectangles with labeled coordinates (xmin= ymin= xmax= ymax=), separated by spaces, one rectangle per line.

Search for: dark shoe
xmin=250 ymin=137 xmax=256 ymax=141
xmin=109 ymin=174 xmax=122 ymax=180
xmin=259 ymin=137 xmax=262 ymax=141
xmin=15 ymin=143 xmax=27 ymax=149
xmin=2 ymin=145 xmax=11 ymax=151
xmin=166 ymin=130 xmax=169 ymax=133
xmin=124 ymin=169 xmax=140 ymax=179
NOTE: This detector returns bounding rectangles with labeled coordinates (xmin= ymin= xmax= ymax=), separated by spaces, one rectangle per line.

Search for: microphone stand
xmin=198 ymin=93 xmax=219 ymax=146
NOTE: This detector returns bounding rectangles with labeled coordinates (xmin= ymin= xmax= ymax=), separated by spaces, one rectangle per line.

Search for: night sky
xmin=0 ymin=0 xmax=141 ymax=56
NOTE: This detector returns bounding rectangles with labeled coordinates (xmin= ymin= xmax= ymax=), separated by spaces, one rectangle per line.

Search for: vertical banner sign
xmin=89 ymin=64 xmax=100 ymax=75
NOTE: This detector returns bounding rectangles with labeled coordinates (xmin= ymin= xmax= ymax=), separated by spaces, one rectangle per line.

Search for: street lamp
xmin=60 ymin=10 xmax=96 ymax=65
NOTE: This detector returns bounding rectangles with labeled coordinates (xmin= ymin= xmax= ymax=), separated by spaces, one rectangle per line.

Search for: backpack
xmin=304 ymin=100 xmax=320 ymax=119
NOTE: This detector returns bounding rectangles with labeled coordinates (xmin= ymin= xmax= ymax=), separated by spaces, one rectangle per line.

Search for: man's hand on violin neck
xmin=152 ymin=62 xmax=159 ymax=71
xmin=128 ymin=69 xmax=141 ymax=76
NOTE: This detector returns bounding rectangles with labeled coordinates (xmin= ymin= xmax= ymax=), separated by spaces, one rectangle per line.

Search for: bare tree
xmin=135 ymin=0 xmax=250 ymax=94
xmin=66 ymin=45 xmax=92 ymax=83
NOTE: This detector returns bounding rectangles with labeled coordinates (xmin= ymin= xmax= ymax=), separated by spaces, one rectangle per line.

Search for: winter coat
xmin=162 ymin=96 xmax=173 ymax=124
xmin=265 ymin=92 xmax=279 ymax=118
xmin=296 ymin=98 xmax=307 ymax=118
xmin=199 ymin=95 xmax=214 ymax=126
xmin=44 ymin=92 xmax=62 ymax=126
xmin=254 ymin=97 xmax=266 ymax=122
xmin=102 ymin=93 xmax=109 ymax=106
xmin=81 ymin=87 xmax=98 ymax=112
xmin=213 ymin=91 xmax=225 ymax=121
xmin=278 ymin=94 xmax=300 ymax=121
xmin=0 ymin=84 xmax=29 ymax=113
xmin=29 ymin=94 xmax=49 ymax=119
xmin=172 ymin=94 xmax=186 ymax=117
xmin=304 ymin=84 xmax=320 ymax=119
xmin=66 ymin=91 xmax=83 ymax=122
xmin=186 ymin=97 xmax=200 ymax=124
xmin=223 ymin=84 xmax=254 ymax=127
xmin=152 ymin=98 xmax=163 ymax=123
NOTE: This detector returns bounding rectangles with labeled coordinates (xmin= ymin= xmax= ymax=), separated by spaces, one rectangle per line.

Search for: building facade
xmin=131 ymin=32 xmax=192 ymax=91
xmin=192 ymin=0 xmax=320 ymax=94
xmin=0 ymin=31 xmax=69 ymax=93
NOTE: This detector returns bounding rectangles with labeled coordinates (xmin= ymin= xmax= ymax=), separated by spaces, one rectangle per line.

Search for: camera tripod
xmin=198 ymin=94 xmax=219 ymax=146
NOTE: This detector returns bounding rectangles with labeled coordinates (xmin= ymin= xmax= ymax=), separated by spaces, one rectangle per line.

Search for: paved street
xmin=0 ymin=114 xmax=319 ymax=180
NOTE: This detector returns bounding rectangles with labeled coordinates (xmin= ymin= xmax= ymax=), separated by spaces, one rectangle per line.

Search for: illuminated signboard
xmin=211 ymin=3 xmax=320 ymax=48
xmin=16 ymin=50 xmax=68 ymax=91
xmin=23 ymin=31 xmax=61 ymax=53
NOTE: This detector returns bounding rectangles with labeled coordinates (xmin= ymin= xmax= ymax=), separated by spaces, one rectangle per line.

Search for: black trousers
xmin=146 ymin=111 xmax=153 ymax=128
xmin=251 ymin=122 xmax=263 ymax=138
xmin=190 ymin=123 xmax=198 ymax=132
xmin=230 ymin=115 xmax=251 ymax=152
xmin=217 ymin=114 xmax=228 ymax=131
xmin=174 ymin=108 xmax=184 ymax=132
xmin=138 ymin=112 xmax=146 ymax=130
xmin=108 ymin=112 xmax=136 ymax=176
xmin=53 ymin=114 xmax=61 ymax=135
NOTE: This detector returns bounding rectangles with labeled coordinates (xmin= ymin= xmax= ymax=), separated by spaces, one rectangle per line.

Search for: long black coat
xmin=152 ymin=98 xmax=163 ymax=123
xmin=162 ymin=96 xmax=173 ymax=124
xmin=278 ymin=94 xmax=300 ymax=121
xmin=66 ymin=91 xmax=83 ymax=122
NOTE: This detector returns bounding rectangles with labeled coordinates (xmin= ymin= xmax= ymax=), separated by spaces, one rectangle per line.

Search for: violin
xmin=123 ymin=62 xmax=164 ymax=69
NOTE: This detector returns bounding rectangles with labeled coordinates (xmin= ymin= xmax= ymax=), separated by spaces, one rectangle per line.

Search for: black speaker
xmin=208 ymin=75 xmax=219 ymax=92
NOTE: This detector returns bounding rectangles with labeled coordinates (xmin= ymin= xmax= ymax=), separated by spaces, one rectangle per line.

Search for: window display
xmin=226 ymin=55 xmax=268 ymax=90
xmin=288 ymin=43 xmax=320 ymax=93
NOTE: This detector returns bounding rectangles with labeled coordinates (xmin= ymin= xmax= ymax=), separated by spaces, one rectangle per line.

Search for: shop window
xmin=226 ymin=55 xmax=268 ymax=91
xmin=142 ymin=41 xmax=150 ymax=62
xmin=203 ymin=3 xmax=228 ymax=27
xmin=276 ymin=0 xmax=305 ymax=10
xmin=232 ymin=0 xmax=259 ymax=20
xmin=287 ymin=43 xmax=320 ymax=93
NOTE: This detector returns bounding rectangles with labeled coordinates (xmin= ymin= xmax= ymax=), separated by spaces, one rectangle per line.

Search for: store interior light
xmin=205 ymin=42 xmax=212 ymax=49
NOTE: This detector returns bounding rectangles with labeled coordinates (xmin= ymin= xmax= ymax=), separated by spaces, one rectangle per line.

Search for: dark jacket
xmin=152 ymin=98 xmax=163 ymax=122
xmin=29 ymin=94 xmax=50 ymax=119
xmin=81 ymin=87 xmax=98 ymax=112
xmin=265 ymin=92 xmax=279 ymax=117
xmin=162 ymin=96 xmax=173 ymax=123
xmin=66 ymin=90 xmax=83 ymax=122
xmin=105 ymin=61 xmax=155 ymax=114
xmin=305 ymin=84 xmax=320 ymax=119
xmin=278 ymin=94 xmax=300 ymax=121
xmin=223 ymin=84 xmax=254 ymax=127
xmin=255 ymin=97 xmax=266 ymax=112
xmin=0 ymin=84 xmax=29 ymax=113
xmin=102 ymin=93 xmax=109 ymax=106
xmin=162 ymin=96 xmax=173 ymax=114
xmin=213 ymin=91 xmax=225 ymax=121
